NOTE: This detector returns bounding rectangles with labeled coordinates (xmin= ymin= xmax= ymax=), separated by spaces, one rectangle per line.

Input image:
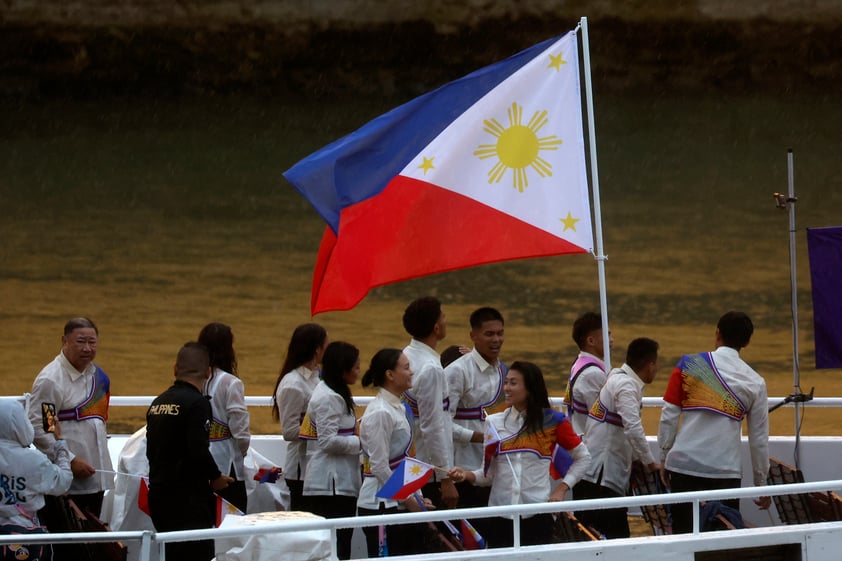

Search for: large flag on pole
xmin=807 ymin=226 xmax=842 ymax=368
xmin=285 ymin=28 xmax=593 ymax=315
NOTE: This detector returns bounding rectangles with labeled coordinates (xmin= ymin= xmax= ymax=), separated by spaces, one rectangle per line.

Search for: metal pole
xmin=786 ymin=149 xmax=803 ymax=467
xmin=580 ymin=16 xmax=611 ymax=368
xmin=774 ymin=149 xmax=803 ymax=468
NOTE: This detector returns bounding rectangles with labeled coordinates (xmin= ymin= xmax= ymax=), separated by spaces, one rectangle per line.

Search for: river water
xmin=1 ymin=90 xmax=840 ymax=435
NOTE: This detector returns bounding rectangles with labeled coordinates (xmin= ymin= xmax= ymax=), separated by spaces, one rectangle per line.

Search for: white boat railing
xmin=6 ymin=393 xmax=842 ymax=560
xmin=100 ymin=395 xmax=842 ymax=409
xmin=3 ymin=480 xmax=842 ymax=561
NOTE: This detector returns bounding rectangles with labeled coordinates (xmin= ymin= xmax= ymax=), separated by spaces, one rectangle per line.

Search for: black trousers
xmin=149 ymin=489 xmax=215 ymax=561
xmin=307 ymin=494 xmax=357 ymax=559
xmin=667 ymin=470 xmax=741 ymax=534
xmin=286 ymin=478 xmax=308 ymax=512
xmin=358 ymin=504 xmax=425 ymax=558
xmin=481 ymin=513 xmax=555 ymax=548
xmin=572 ymin=479 xmax=629 ymax=539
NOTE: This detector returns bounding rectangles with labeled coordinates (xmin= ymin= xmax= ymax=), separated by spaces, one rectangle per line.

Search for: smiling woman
xmin=450 ymin=360 xmax=590 ymax=548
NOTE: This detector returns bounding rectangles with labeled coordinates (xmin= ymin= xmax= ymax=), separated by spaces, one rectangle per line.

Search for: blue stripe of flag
xmin=283 ymin=34 xmax=563 ymax=233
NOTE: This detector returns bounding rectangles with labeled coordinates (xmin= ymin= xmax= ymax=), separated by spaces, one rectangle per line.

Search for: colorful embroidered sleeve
xmin=555 ymin=418 xmax=582 ymax=451
xmin=662 ymin=365 xmax=684 ymax=406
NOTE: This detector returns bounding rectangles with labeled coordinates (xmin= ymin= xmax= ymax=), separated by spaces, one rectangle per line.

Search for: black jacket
xmin=146 ymin=380 xmax=221 ymax=493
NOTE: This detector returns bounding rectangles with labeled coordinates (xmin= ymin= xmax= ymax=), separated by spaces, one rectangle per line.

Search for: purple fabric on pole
xmin=807 ymin=226 xmax=842 ymax=369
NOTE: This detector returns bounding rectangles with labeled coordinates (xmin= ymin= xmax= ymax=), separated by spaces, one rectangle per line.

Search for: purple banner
xmin=807 ymin=226 xmax=842 ymax=369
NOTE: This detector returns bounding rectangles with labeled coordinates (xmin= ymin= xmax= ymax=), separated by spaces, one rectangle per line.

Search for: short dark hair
xmin=625 ymin=338 xmax=659 ymax=373
xmin=572 ymin=312 xmax=601 ymax=349
xmin=176 ymin=342 xmax=209 ymax=379
xmin=64 ymin=317 xmax=98 ymax=336
xmin=440 ymin=345 xmax=463 ymax=368
xmin=717 ymin=311 xmax=754 ymax=349
xmin=362 ymin=348 xmax=403 ymax=388
xmin=469 ymin=307 xmax=504 ymax=329
xmin=402 ymin=297 xmax=442 ymax=340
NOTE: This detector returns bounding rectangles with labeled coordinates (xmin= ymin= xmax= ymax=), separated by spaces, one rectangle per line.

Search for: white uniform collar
xmin=58 ymin=351 xmax=93 ymax=381
xmin=407 ymin=338 xmax=439 ymax=359
xmin=379 ymin=387 xmax=404 ymax=408
xmin=296 ymin=365 xmax=319 ymax=380
xmin=617 ymin=363 xmax=646 ymax=390
xmin=470 ymin=348 xmax=497 ymax=371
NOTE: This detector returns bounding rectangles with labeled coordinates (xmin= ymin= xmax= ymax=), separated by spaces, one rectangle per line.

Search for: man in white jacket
xmin=658 ymin=311 xmax=770 ymax=534
xmin=574 ymin=338 xmax=660 ymax=538
xmin=401 ymin=296 xmax=458 ymax=508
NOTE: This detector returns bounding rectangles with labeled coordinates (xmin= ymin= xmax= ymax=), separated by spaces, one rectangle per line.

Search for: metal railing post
xmin=138 ymin=530 xmax=153 ymax=561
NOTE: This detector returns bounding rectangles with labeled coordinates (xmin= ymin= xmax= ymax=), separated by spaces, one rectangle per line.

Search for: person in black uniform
xmin=146 ymin=342 xmax=234 ymax=561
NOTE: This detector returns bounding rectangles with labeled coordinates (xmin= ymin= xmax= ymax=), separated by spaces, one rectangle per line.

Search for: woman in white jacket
xmin=356 ymin=349 xmax=432 ymax=557
xmin=0 ymin=398 xmax=72 ymax=559
xmin=199 ymin=322 xmax=251 ymax=513
xmin=272 ymin=323 xmax=329 ymax=511
xmin=302 ymin=341 xmax=362 ymax=559
xmin=449 ymin=361 xmax=591 ymax=548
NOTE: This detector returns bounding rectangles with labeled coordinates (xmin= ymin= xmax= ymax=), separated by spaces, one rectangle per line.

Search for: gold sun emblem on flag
xmin=409 ymin=464 xmax=422 ymax=475
xmin=474 ymin=102 xmax=563 ymax=192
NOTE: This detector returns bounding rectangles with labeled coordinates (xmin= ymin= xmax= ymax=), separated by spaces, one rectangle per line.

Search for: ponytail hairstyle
xmin=508 ymin=360 xmax=551 ymax=435
xmin=321 ymin=341 xmax=359 ymax=415
xmin=361 ymin=348 xmax=403 ymax=389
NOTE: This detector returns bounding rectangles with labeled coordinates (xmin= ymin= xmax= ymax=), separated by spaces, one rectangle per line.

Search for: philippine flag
xmin=285 ymin=28 xmax=593 ymax=315
xmin=253 ymin=466 xmax=283 ymax=484
xmin=137 ymin=477 xmax=151 ymax=516
xmin=375 ymin=458 xmax=434 ymax=500
xmin=482 ymin=422 xmax=502 ymax=476
xmin=459 ymin=519 xmax=487 ymax=549
xmin=549 ymin=443 xmax=575 ymax=480
xmin=215 ymin=494 xmax=244 ymax=527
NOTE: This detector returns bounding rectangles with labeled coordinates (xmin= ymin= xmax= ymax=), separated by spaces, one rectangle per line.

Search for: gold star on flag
xmin=410 ymin=464 xmax=422 ymax=475
xmin=560 ymin=212 xmax=579 ymax=231
xmin=418 ymin=156 xmax=435 ymax=175
xmin=548 ymin=52 xmax=567 ymax=71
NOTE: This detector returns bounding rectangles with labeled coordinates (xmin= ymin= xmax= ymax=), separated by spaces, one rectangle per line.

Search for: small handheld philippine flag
xmin=137 ymin=477 xmax=151 ymax=516
xmin=483 ymin=422 xmax=502 ymax=476
xmin=460 ymin=519 xmax=487 ymax=549
xmin=549 ymin=443 xmax=574 ymax=480
xmin=215 ymin=494 xmax=244 ymax=527
xmin=376 ymin=458 xmax=434 ymax=500
xmin=254 ymin=466 xmax=283 ymax=484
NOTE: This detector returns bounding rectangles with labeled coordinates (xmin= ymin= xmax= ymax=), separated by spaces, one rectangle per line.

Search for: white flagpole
xmin=579 ymin=16 xmax=611 ymax=368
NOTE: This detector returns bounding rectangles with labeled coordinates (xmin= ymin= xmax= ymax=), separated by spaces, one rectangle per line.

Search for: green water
xmin=1 ymin=91 xmax=841 ymax=433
